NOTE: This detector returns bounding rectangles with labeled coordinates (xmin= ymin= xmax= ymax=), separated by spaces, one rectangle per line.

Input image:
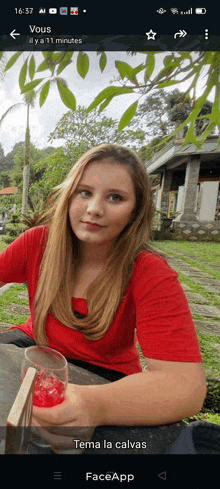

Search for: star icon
xmin=145 ymin=29 xmax=157 ymax=40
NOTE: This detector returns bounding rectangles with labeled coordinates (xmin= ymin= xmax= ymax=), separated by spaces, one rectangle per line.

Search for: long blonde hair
xmin=33 ymin=143 xmax=167 ymax=345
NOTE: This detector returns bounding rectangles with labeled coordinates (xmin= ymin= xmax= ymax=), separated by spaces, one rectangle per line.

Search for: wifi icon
xmin=171 ymin=8 xmax=179 ymax=14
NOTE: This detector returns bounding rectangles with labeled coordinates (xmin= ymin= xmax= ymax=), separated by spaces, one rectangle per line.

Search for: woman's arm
xmin=87 ymin=359 xmax=207 ymax=426
xmin=32 ymin=359 xmax=207 ymax=428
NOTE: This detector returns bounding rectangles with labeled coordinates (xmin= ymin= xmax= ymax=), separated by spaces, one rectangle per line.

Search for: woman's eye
xmin=109 ymin=194 xmax=122 ymax=202
xmin=79 ymin=190 xmax=122 ymax=202
xmin=80 ymin=190 xmax=91 ymax=197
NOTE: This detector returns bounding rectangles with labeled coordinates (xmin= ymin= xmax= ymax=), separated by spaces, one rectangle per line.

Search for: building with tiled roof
xmin=146 ymin=135 xmax=220 ymax=240
xmin=0 ymin=187 xmax=18 ymax=195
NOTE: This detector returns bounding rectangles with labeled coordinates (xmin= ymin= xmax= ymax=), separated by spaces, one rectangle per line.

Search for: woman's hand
xmin=32 ymin=383 xmax=98 ymax=427
xmin=31 ymin=383 xmax=100 ymax=453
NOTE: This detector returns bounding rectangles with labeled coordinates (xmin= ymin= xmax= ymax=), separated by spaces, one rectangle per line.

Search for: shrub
xmin=2 ymin=213 xmax=23 ymax=245
xmin=202 ymin=378 xmax=220 ymax=414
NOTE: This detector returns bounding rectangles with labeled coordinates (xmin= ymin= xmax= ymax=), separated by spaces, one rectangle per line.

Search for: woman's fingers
xmin=32 ymin=384 xmax=78 ymax=425
xmin=31 ymin=383 xmax=97 ymax=453
xmin=30 ymin=420 xmax=95 ymax=453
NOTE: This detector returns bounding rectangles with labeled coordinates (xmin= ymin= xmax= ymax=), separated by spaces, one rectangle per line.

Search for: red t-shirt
xmin=0 ymin=226 xmax=203 ymax=374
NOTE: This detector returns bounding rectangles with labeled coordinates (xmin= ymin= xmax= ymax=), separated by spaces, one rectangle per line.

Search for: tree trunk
xmin=22 ymin=105 xmax=30 ymax=215
xmin=22 ymin=164 xmax=30 ymax=214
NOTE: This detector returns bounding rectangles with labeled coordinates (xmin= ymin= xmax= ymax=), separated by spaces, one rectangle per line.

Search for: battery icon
xmin=195 ymin=8 xmax=206 ymax=14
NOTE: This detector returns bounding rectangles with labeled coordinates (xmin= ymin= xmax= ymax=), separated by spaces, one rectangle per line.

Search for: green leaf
xmin=39 ymin=80 xmax=50 ymax=107
xmin=118 ymin=101 xmax=138 ymax=132
xmin=52 ymin=53 xmax=65 ymax=63
xmin=163 ymin=55 xmax=174 ymax=67
xmin=0 ymin=52 xmax=4 ymax=61
xmin=43 ymin=53 xmax=54 ymax=71
xmin=181 ymin=122 xmax=198 ymax=147
xmin=130 ymin=63 xmax=145 ymax=77
xmin=168 ymin=71 xmax=216 ymax=147
xmin=154 ymin=65 xmax=175 ymax=82
xmin=57 ymin=53 xmax=73 ymax=75
xmin=158 ymin=80 xmax=180 ymax=88
xmin=57 ymin=80 xmax=76 ymax=109
xmin=179 ymin=52 xmax=192 ymax=59
xmin=203 ymin=52 xmax=215 ymax=65
xmin=129 ymin=64 xmax=146 ymax=86
xmin=98 ymin=96 xmax=115 ymax=114
xmin=115 ymin=61 xmax=133 ymax=79
xmin=144 ymin=53 xmax=155 ymax=82
xmin=36 ymin=60 xmax=50 ymax=72
xmin=19 ymin=59 xmax=28 ymax=90
xmin=115 ymin=61 xmax=144 ymax=86
xmin=21 ymin=79 xmax=44 ymax=93
xmin=43 ymin=52 xmax=54 ymax=60
xmin=99 ymin=52 xmax=107 ymax=73
xmin=77 ymin=52 xmax=89 ymax=79
xmin=24 ymin=89 xmax=36 ymax=106
xmin=4 ymin=52 xmax=22 ymax=72
xmin=87 ymin=86 xmax=134 ymax=112
xmin=29 ymin=55 xmax=35 ymax=81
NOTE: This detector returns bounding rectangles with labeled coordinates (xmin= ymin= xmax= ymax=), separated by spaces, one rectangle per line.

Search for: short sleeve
xmin=132 ymin=253 xmax=203 ymax=362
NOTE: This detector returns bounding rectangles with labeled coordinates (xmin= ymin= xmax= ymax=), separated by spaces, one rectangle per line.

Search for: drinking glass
xmin=21 ymin=346 xmax=68 ymax=408
xmin=21 ymin=346 xmax=68 ymax=451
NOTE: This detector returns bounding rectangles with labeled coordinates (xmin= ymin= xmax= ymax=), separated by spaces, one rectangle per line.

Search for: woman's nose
xmin=87 ymin=197 xmax=104 ymax=214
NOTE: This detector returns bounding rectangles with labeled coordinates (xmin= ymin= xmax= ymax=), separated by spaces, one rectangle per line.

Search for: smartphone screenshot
xmin=0 ymin=4 xmax=219 ymax=488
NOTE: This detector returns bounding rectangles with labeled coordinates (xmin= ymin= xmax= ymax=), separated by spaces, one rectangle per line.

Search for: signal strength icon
xmin=180 ymin=8 xmax=192 ymax=14
xmin=170 ymin=8 xmax=179 ymax=14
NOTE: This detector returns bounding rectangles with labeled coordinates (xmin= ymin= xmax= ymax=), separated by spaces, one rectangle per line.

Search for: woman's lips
xmin=83 ymin=222 xmax=103 ymax=230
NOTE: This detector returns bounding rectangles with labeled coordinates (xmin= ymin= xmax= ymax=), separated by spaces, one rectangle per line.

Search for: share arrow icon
xmin=174 ymin=30 xmax=187 ymax=39
xmin=10 ymin=29 xmax=20 ymax=40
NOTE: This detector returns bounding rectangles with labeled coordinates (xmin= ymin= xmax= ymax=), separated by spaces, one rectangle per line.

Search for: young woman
xmin=0 ymin=143 xmax=206 ymax=431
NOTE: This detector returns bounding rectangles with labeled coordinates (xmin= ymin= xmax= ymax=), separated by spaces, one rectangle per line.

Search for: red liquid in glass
xmin=33 ymin=370 xmax=65 ymax=407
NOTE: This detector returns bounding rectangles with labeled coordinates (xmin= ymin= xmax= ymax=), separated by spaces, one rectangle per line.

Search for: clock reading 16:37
xmin=15 ymin=8 xmax=34 ymax=14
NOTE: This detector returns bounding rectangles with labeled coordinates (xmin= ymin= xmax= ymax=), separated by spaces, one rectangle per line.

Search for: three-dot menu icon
xmin=53 ymin=472 xmax=62 ymax=480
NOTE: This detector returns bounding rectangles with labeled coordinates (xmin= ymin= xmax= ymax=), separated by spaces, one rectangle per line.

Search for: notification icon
xmin=60 ymin=7 xmax=68 ymax=15
xmin=70 ymin=7 xmax=78 ymax=15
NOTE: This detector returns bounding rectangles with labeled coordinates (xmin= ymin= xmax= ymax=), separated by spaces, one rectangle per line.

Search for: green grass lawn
xmin=153 ymin=240 xmax=220 ymax=263
xmin=152 ymin=240 xmax=220 ymax=425
xmin=0 ymin=283 xmax=29 ymax=325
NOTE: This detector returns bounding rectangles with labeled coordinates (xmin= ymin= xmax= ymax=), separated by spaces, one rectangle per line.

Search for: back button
xmin=158 ymin=471 xmax=167 ymax=480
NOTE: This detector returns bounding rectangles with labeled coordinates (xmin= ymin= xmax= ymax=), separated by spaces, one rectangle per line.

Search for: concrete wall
xmin=155 ymin=188 xmax=162 ymax=210
xmin=172 ymin=220 xmax=220 ymax=241
xmin=198 ymin=181 xmax=219 ymax=221
xmin=176 ymin=186 xmax=185 ymax=213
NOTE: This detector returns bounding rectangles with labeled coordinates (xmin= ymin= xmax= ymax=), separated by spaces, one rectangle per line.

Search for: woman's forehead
xmin=80 ymin=159 xmax=133 ymax=183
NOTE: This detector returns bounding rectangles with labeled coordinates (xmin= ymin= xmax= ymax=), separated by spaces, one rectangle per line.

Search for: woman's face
xmin=69 ymin=159 xmax=136 ymax=249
